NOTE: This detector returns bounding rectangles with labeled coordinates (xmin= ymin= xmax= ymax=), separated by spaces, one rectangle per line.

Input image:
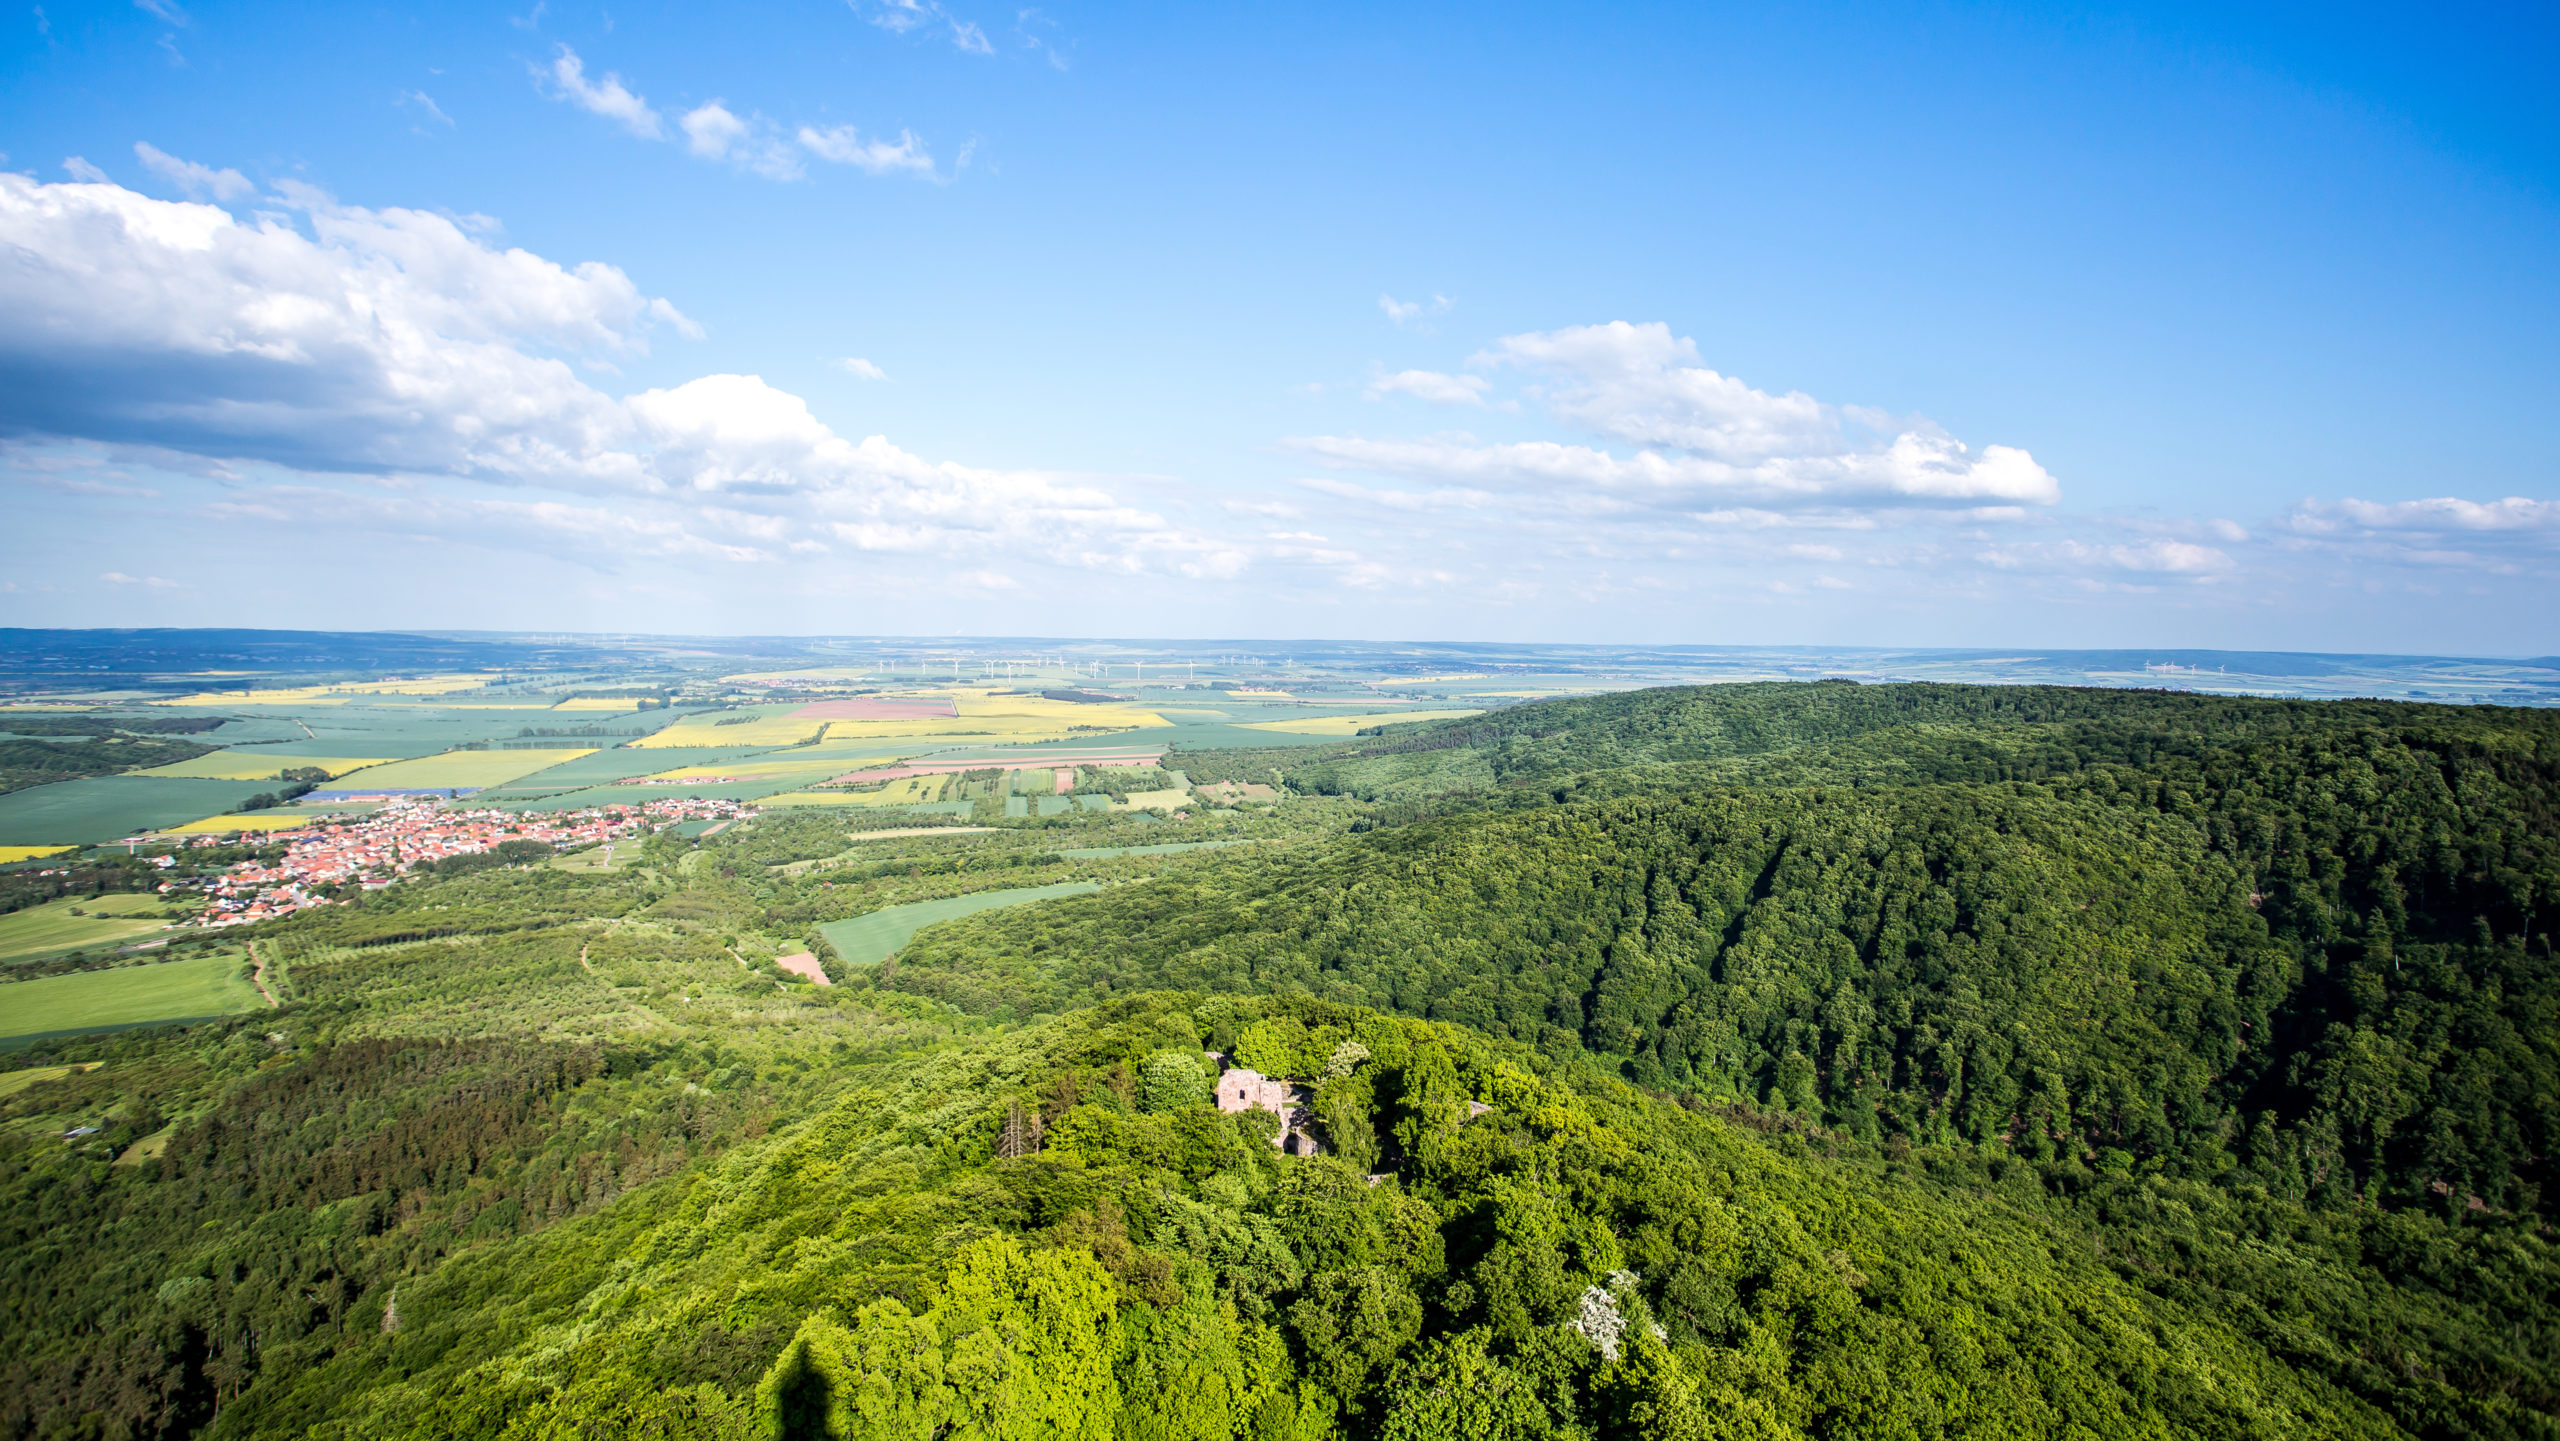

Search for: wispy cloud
xmin=536 ymin=47 xmax=936 ymax=181
xmin=837 ymin=357 xmax=889 ymax=381
xmin=400 ymin=90 xmax=454 ymax=128
xmin=798 ymin=124 xmax=935 ymax=177
xmin=681 ymin=102 xmax=804 ymax=180
xmin=99 ymin=571 xmax=179 ymax=587
xmin=544 ymin=45 xmax=662 ymax=140
xmin=1014 ymin=7 xmax=1070 ymax=69
xmin=1367 ymin=369 xmax=1489 ymax=407
xmin=133 ymin=141 xmax=253 ymax=200
xmin=856 ymin=0 xmax=995 ymax=54
xmin=2280 ymin=496 xmax=2560 ymax=575
xmin=1379 ymin=292 xmax=1452 ymax=329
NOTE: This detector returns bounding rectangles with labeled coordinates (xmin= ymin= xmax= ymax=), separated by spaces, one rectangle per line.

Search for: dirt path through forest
xmin=250 ymin=944 xmax=280 ymax=1007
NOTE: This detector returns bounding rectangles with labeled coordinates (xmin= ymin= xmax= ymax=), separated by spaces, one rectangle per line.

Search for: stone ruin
xmin=1210 ymin=1060 xmax=1321 ymax=1156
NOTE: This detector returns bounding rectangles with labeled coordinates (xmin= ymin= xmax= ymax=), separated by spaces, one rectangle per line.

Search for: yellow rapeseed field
xmin=0 ymin=845 xmax=76 ymax=864
xmin=162 ymin=813 xmax=319 ymax=834
xmin=632 ymin=712 xmax=831 ymax=748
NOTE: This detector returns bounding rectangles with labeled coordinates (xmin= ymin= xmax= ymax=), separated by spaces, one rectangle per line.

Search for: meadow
xmin=634 ymin=742 xmax=930 ymax=787
xmin=813 ymin=880 xmax=1103 ymax=966
xmin=764 ymin=775 xmax=952 ymax=808
xmin=0 ymin=951 xmax=264 ymax=1044
xmin=0 ymin=1061 xmax=100 ymax=1098
xmin=0 ymin=893 xmax=181 ymax=963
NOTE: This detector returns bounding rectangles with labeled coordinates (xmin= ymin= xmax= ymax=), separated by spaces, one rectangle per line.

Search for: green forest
xmin=0 ymin=716 xmax=222 ymax=796
xmin=3 ymin=681 xmax=2555 ymax=1439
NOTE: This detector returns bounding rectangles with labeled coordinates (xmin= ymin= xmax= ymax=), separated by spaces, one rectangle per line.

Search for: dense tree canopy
xmin=3 ymin=680 xmax=2555 ymax=1440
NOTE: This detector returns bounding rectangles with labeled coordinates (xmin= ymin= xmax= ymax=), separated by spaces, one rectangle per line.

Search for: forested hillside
xmin=0 ymin=715 xmax=223 ymax=795
xmin=3 ymin=681 xmax=2555 ymax=1440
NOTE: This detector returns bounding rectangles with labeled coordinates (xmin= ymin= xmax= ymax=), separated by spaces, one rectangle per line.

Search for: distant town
xmin=156 ymin=797 xmax=749 ymax=927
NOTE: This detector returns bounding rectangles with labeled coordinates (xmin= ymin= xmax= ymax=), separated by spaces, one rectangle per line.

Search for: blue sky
xmin=1 ymin=0 xmax=2553 ymax=649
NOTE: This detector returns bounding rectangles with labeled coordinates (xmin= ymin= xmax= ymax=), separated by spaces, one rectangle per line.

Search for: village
xmin=173 ymin=796 xmax=751 ymax=926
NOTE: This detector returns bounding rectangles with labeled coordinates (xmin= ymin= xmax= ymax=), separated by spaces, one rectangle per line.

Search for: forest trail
xmin=250 ymin=944 xmax=279 ymax=1007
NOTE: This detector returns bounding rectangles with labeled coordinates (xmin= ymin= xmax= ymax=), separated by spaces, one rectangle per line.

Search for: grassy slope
xmin=0 ymin=954 xmax=264 ymax=1040
xmin=0 ymin=892 xmax=181 ymax=963
xmin=815 ymin=881 xmax=1104 ymax=966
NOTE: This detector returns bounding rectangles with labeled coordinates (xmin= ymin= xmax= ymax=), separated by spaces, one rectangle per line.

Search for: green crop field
xmin=0 ymin=776 xmax=278 ymax=845
xmin=0 ymin=953 xmax=264 ymax=1044
xmin=816 ymin=881 xmax=1102 ymax=966
xmin=487 ymin=744 xmax=779 ymax=791
xmin=0 ymin=894 xmax=183 ymax=964
xmin=323 ymin=748 xmax=595 ymax=791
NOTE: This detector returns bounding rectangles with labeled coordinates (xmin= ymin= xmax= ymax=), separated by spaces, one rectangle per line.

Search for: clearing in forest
xmin=0 ymin=893 xmax=180 ymax=963
xmin=815 ymin=881 xmax=1103 ymax=967
xmin=0 ymin=953 xmax=264 ymax=1045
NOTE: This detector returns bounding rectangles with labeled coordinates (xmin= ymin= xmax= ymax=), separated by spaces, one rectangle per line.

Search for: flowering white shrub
xmin=1564 ymin=1269 xmax=1643 ymax=1360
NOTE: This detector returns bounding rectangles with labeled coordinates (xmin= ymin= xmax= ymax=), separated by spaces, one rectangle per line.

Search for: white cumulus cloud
xmin=0 ymin=172 xmax=1235 ymax=583
xmin=1295 ymin=320 xmax=2059 ymax=515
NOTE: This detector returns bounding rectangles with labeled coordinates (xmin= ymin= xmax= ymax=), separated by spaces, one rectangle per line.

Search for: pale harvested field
xmin=134 ymin=752 xmax=398 ymax=781
xmin=1240 ymin=708 xmax=1483 ymax=736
